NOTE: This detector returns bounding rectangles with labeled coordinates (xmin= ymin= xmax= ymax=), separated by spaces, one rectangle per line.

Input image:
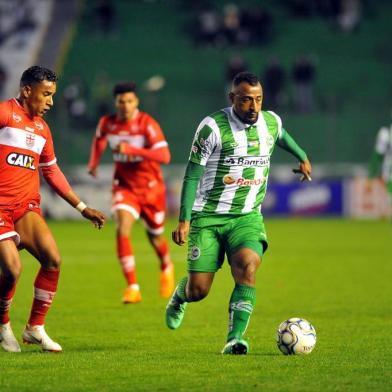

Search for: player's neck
xmin=16 ymin=97 xmax=35 ymax=118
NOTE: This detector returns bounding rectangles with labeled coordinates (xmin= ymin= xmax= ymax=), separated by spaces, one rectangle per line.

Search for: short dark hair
xmin=232 ymin=71 xmax=259 ymax=87
xmin=20 ymin=66 xmax=57 ymax=87
xmin=113 ymin=82 xmax=137 ymax=97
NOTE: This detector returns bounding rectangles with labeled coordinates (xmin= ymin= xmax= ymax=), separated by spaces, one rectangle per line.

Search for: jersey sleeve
xmin=39 ymin=126 xmax=57 ymax=167
xmin=374 ymin=127 xmax=390 ymax=155
xmin=0 ymin=101 xmax=11 ymax=127
xmin=189 ymin=118 xmax=218 ymax=166
xmin=145 ymin=116 xmax=168 ymax=149
xmin=267 ymin=110 xmax=283 ymax=140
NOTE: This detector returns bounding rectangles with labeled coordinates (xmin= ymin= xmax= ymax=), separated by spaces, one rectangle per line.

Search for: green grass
xmin=1 ymin=218 xmax=391 ymax=391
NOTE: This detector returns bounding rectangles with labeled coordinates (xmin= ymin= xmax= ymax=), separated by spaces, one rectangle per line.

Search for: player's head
xmin=19 ymin=66 xmax=57 ymax=117
xmin=113 ymin=82 xmax=139 ymax=121
xmin=229 ymin=71 xmax=262 ymax=125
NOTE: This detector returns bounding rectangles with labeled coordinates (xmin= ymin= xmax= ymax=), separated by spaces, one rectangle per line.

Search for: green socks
xmin=174 ymin=276 xmax=188 ymax=303
xmin=227 ymin=284 xmax=256 ymax=341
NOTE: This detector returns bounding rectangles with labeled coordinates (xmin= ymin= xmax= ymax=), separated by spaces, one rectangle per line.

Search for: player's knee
xmin=186 ymin=284 xmax=210 ymax=301
xmin=5 ymin=262 xmax=22 ymax=282
xmin=41 ymin=251 xmax=62 ymax=270
xmin=231 ymin=255 xmax=260 ymax=283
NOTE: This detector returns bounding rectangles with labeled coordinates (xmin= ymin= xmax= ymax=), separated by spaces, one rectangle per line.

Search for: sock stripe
xmin=34 ymin=287 xmax=56 ymax=303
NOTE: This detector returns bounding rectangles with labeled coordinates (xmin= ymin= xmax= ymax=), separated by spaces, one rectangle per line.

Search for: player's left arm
xmin=277 ymin=128 xmax=312 ymax=181
xmin=117 ymin=143 xmax=171 ymax=164
xmin=117 ymin=116 xmax=171 ymax=164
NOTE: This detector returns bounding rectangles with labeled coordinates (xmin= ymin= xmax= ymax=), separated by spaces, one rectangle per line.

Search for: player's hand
xmin=172 ymin=221 xmax=190 ymax=246
xmin=88 ymin=167 xmax=97 ymax=178
xmin=117 ymin=142 xmax=137 ymax=155
xmin=293 ymin=159 xmax=312 ymax=182
xmin=81 ymin=207 xmax=106 ymax=229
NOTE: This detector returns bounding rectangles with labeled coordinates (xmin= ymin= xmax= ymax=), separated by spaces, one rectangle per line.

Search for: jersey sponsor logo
xmin=223 ymin=155 xmax=270 ymax=167
xmin=223 ymin=174 xmax=265 ymax=186
xmin=189 ymin=246 xmax=201 ymax=261
xmin=113 ymin=153 xmax=143 ymax=163
xmin=25 ymin=126 xmax=35 ymax=133
xmin=222 ymin=174 xmax=236 ymax=185
xmin=6 ymin=152 xmax=36 ymax=170
xmin=26 ymin=132 xmax=35 ymax=147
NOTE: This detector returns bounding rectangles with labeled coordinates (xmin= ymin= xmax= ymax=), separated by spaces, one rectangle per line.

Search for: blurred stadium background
xmin=1 ymin=0 xmax=391 ymax=220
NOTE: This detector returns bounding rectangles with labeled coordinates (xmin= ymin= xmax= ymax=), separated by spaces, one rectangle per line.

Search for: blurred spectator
xmin=94 ymin=0 xmax=116 ymax=36
xmin=261 ymin=56 xmax=286 ymax=111
xmin=0 ymin=0 xmax=37 ymax=46
xmin=337 ymin=0 xmax=362 ymax=33
xmin=225 ymin=55 xmax=248 ymax=84
xmin=194 ymin=6 xmax=221 ymax=47
xmin=63 ymin=76 xmax=89 ymax=129
xmin=222 ymin=3 xmax=244 ymax=45
xmin=225 ymin=55 xmax=248 ymax=97
xmin=241 ymin=6 xmax=273 ymax=46
xmin=291 ymin=55 xmax=317 ymax=113
xmin=91 ymin=71 xmax=113 ymax=118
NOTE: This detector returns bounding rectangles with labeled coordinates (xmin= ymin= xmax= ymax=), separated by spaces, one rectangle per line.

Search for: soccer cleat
xmin=160 ymin=264 xmax=175 ymax=298
xmin=22 ymin=324 xmax=62 ymax=352
xmin=122 ymin=285 xmax=142 ymax=304
xmin=165 ymin=292 xmax=187 ymax=329
xmin=221 ymin=338 xmax=249 ymax=355
xmin=0 ymin=322 xmax=21 ymax=353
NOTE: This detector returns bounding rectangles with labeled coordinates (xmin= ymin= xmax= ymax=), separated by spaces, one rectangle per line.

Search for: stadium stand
xmin=46 ymin=0 xmax=392 ymax=167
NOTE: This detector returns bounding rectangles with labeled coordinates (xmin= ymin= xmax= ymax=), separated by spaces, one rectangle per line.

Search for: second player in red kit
xmin=88 ymin=82 xmax=174 ymax=303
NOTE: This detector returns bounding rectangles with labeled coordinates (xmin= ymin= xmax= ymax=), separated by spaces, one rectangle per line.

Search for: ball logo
xmin=189 ymin=246 xmax=201 ymax=261
xmin=222 ymin=174 xmax=236 ymax=185
xmin=6 ymin=153 xmax=35 ymax=170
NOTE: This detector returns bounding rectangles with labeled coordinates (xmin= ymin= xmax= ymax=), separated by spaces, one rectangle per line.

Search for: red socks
xmin=117 ymin=235 xmax=137 ymax=285
xmin=154 ymin=239 xmax=172 ymax=271
xmin=28 ymin=268 xmax=59 ymax=326
xmin=0 ymin=274 xmax=17 ymax=325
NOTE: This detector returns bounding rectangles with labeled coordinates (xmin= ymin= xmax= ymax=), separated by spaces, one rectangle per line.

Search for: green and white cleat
xmin=165 ymin=293 xmax=187 ymax=330
xmin=221 ymin=338 xmax=249 ymax=355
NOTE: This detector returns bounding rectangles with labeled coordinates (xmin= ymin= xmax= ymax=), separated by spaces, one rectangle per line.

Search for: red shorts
xmin=0 ymin=201 xmax=42 ymax=245
xmin=111 ymin=186 xmax=166 ymax=234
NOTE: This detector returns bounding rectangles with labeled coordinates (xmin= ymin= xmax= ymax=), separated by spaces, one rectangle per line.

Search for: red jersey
xmin=90 ymin=110 xmax=168 ymax=193
xmin=0 ymin=98 xmax=56 ymax=206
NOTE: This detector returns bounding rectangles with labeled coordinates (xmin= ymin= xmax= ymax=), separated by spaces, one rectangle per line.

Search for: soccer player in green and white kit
xmin=166 ymin=72 xmax=312 ymax=354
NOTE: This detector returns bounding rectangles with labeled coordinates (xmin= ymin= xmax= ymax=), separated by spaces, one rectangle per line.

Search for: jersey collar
xmin=227 ymin=107 xmax=262 ymax=132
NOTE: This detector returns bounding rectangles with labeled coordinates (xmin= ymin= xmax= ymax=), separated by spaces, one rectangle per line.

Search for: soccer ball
xmin=276 ymin=317 xmax=316 ymax=355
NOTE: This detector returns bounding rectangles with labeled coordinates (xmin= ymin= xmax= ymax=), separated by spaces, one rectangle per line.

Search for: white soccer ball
xmin=276 ymin=317 xmax=316 ymax=355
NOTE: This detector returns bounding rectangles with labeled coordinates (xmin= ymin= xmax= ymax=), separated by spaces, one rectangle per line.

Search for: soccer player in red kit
xmin=0 ymin=66 xmax=106 ymax=353
xmin=88 ymin=82 xmax=174 ymax=304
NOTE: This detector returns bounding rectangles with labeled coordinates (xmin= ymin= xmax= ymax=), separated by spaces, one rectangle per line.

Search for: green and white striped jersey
xmin=374 ymin=124 xmax=392 ymax=182
xmin=189 ymin=107 xmax=282 ymax=214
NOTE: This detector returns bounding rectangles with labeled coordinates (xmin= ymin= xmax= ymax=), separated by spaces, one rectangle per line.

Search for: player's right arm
xmin=172 ymin=162 xmax=205 ymax=245
xmin=88 ymin=117 xmax=108 ymax=177
xmin=172 ymin=120 xmax=215 ymax=246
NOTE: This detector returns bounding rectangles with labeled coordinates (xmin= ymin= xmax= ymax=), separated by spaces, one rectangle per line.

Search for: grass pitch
xmin=0 ymin=218 xmax=391 ymax=391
